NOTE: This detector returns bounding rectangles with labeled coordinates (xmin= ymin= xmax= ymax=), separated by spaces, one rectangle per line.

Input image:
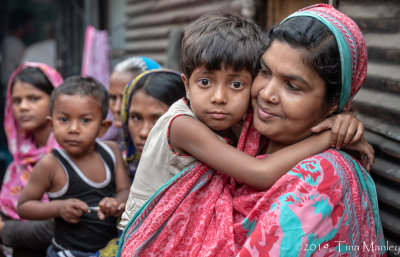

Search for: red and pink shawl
xmin=117 ymin=110 xmax=385 ymax=256
xmin=0 ymin=62 xmax=63 ymax=219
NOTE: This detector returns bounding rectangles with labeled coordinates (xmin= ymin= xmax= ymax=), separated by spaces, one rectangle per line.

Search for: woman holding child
xmin=118 ymin=4 xmax=385 ymax=256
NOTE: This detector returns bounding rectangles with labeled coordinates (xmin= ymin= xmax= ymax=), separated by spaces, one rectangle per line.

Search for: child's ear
xmin=181 ymin=73 xmax=190 ymax=100
xmin=98 ymin=119 xmax=112 ymax=138
xmin=46 ymin=116 xmax=53 ymax=128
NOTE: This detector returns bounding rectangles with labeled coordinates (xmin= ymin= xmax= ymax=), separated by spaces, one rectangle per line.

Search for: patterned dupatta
xmin=283 ymin=4 xmax=367 ymax=111
xmin=117 ymin=109 xmax=385 ymax=256
xmin=0 ymin=62 xmax=63 ymax=219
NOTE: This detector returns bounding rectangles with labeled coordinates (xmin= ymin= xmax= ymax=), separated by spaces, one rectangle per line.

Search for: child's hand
xmin=97 ymin=197 xmax=125 ymax=220
xmin=312 ymin=111 xmax=363 ymax=149
xmin=59 ymin=199 xmax=89 ymax=224
xmin=342 ymin=136 xmax=375 ymax=171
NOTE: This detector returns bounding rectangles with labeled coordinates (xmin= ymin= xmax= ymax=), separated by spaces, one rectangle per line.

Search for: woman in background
xmin=105 ymin=56 xmax=161 ymax=144
xmin=95 ymin=69 xmax=186 ymax=257
xmin=0 ymin=62 xmax=63 ymax=257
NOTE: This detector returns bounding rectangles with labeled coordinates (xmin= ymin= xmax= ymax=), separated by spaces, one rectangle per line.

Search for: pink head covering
xmin=283 ymin=4 xmax=367 ymax=110
xmin=0 ymin=62 xmax=63 ymax=219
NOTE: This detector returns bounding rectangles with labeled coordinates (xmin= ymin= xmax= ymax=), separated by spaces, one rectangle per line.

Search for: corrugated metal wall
xmin=125 ymin=0 xmax=246 ymax=68
xmin=340 ymin=1 xmax=400 ymax=256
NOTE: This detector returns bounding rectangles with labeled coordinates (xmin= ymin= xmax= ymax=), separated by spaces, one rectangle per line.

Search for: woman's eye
xmin=130 ymin=115 xmax=141 ymax=122
xmin=259 ymin=68 xmax=271 ymax=76
xmin=109 ymin=95 xmax=117 ymax=102
xmin=231 ymin=81 xmax=244 ymax=90
xmin=153 ymin=115 xmax=162 ymax=124
xmin=82 ymin=118 xmax=90 ymax=123
xmin=287 ymin=82 xmax=301 ymax=91
xmin=59 ymin=117 xmax=68 ymax=122
xmin=30 ymin=96 xmax=40 ymax=102
xmin=12 ymin=98 xmax=21 ymax=105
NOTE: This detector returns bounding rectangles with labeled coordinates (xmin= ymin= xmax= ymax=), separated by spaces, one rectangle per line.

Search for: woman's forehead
xmin=263 ymin=41 xmax=319 ymax=86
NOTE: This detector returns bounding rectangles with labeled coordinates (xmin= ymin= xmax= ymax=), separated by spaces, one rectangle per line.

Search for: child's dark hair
xmin=12 ymin=67 xmax=54 ymax=95
xmin=268 ymin=17 xmax=341 ymax=109
xmin=181 ymin=12 xmax=267 ymax=79
xmin=129 ymin=71 xmax=186 ymax=107
xmin=50 ymin=76 xmax=109 ymax=119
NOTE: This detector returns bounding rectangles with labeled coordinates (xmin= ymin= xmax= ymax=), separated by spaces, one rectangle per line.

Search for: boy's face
xmin=50 ymin=94 xmax=109 ymax=157
xmin=182 ymin=65 xmax=252 ymax=131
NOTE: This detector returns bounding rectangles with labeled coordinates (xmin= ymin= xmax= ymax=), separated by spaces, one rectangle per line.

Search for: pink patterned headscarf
xmin=283 ymin=4 xmax=367 ymax=111
xmin=0 ymin=62 xmax=63 ymax=219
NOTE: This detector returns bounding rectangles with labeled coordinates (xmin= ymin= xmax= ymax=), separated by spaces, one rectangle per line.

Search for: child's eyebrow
xmin=54 ymin=111 xmax=95 ymax=117
xmin=229 ymin=73 xmax=251 ymax=80
xmin=196 ymin=70 xmax=213 ymax=75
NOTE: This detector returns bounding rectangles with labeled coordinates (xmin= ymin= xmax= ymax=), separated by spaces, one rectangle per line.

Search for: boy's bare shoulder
xmin=34 ymin=152 xmax=59 ymax=172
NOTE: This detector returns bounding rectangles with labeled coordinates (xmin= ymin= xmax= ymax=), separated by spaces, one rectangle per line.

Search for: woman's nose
xmin=115 ymin=97 xmax=122 ymax=113
xmin=139 ymin=121 xmax=152 ymax=139
xmin=211 ymin=86 xmax=227 ymax=104
xmin=19 ymin=98 xmax=30 ymax=110
xmin=110 ymin=96 xmax=122 ymax=115
xmin=259 ymin=79 xmax=279 ymax=104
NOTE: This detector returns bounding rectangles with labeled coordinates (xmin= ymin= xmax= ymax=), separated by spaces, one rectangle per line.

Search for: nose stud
xmin=271 ymin=96 xmax=277 ymax=103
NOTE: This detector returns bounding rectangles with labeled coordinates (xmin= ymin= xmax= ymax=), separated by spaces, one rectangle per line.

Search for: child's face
xmin=11 ymin=80 xmax=51 ymax=133
xmin=51 ymin=94 xmax=108 ymax=157
xmin=182 ymin=65 xmax=252 ymax=131
xmin=128 ymin=89 xmax=169 ymax=154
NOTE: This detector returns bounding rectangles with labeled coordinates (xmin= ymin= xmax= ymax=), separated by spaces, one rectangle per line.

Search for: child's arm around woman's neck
xmin=169 ymin=115 xmax=332 ymax=190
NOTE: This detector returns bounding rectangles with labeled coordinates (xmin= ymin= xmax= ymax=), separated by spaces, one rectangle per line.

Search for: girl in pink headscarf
xmin=0 ymin=62 xmax=63 ymax=257
xmin=118 ymin=4 xmax=385 ymax=257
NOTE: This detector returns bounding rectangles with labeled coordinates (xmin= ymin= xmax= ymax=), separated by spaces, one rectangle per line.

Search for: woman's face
xmin=128 ymin=89 xmax=169 ymax=154
xmin=11 ymin=80 xmax=51 ymax=133
xmin=109 ymin=71 xmax=136 ymax=128
xmin=251 ymin=41 xmax=329 ymax=150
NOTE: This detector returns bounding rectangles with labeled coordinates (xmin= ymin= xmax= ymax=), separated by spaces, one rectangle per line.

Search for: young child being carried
xmin=17 ymin=76 xmax=131 ymax=256
xmin=119 ymin=12 xmax=374 ymax=229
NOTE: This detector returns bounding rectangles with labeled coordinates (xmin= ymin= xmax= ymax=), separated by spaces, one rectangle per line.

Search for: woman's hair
xmin=181 ymin=12 xmax=267 ymax=79
xmin=268 ymin=17 xmax=341 ymax=109
xmin=50 ymin=76 xmax=109 ymax=119
xmin=129 ymin=71 xmax=186 ymax=107
xmin=11 ymin=67 xmax=54 ymax=95
xmin=114 ymin=57 xmax=147 ymax=74
xmin=114 ymin=56 xmax=161 ymax=74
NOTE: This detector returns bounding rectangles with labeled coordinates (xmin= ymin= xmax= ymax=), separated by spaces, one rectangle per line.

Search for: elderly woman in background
xmin=104 ymin=56 xmax=161 ymax=144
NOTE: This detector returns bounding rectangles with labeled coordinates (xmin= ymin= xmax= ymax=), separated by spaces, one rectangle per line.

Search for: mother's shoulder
xmin=287 ymin=149 xmax=364 ymax=185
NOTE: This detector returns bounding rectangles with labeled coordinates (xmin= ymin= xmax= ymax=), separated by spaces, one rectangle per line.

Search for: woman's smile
xmin=255 ymin=104 xmax=279 ymax=121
